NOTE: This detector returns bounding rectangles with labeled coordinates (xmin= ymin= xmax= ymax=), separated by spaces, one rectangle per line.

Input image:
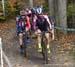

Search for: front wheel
xmin=24 ymin=45 xmax=27 ymax=57
xmin=41 ymin=38 xmax=49 ymax=64
xmin=23 ymin=37 xmax=28 ymax=57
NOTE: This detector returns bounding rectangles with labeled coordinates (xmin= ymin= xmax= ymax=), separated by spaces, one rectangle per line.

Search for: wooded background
xmin=0 ymin=0 xmax=75 ymax=29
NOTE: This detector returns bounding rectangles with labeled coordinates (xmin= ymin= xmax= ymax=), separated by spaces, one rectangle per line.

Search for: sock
xmin=20 ymin=45 xmax=23 ymax=49
xmin=38 ymin=43 xmax=42 ymax=52
xmin=38 ymin=43 xmax=42 ymax=49
xmin=47 ymin=44 xmax=50 ymax=54
xmin=47 ymin=44 xmax=50 ymax=49
xmin=27 ymin=37 xmax=29 ymax=39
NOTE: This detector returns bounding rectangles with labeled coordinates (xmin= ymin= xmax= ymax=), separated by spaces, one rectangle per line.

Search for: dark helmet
xmin=31 ymin=8 xmax=36 ymax=14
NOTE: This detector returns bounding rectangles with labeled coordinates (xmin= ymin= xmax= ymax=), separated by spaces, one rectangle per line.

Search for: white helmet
xmin=20 ymin=10 xmax=25 ymax=16
xmin=36 ymin=6 xmax=43 ymax=14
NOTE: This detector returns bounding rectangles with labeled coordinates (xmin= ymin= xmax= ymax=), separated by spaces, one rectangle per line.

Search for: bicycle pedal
xmin=38 ymin=48 xmax=42 ymax=53
xmin=19 ymin=48 xmax=24 ymax=55
xmin=19 ymin=50 xmax=24 ymax=55
xmin=43 ymin=61 xmax=49 ymax=64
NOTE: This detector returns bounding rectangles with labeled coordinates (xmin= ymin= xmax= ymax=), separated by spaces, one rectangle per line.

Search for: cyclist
xmin=16 ymin=10 xmax=31 ymax=54
xmin=24 ymin=8 xmax=32 ymax=17
xmin=33 ymin=6 xmax=51 ymax=54
xmin=48 ymin=16 xmax=55 ymax=40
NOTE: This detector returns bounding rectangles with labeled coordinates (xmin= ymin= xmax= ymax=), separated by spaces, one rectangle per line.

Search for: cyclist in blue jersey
xmin=16 ymin=10 xmax=31 ymax=54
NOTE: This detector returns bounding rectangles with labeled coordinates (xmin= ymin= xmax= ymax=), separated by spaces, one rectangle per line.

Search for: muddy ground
xmin=0 ymin=20 xmax=75 ymax=67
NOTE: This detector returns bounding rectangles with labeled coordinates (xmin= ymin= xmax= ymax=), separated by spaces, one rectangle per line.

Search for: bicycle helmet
xmin=31 ymin=8 xmax=36 ymax=14
xmin=20 ymin=10 xmax=25 ymax=16
xmin=25 ymin=8 xmax=32 ymax=14
xmin=36 ymin=6 xmax=43 ymax=14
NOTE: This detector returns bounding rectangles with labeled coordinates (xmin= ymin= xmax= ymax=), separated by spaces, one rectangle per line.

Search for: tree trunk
xmin=48 ymin=0 xmax=54 ymax=16
xmin=29 ymin=0 xmax=33 ymax=8
xmin=58 ymin=0 xmax=67 ymax=28
xmin=54 ymin=0 xmax=59 ymax=26
xmin=57 ymin=0 xmax=67 ymax=34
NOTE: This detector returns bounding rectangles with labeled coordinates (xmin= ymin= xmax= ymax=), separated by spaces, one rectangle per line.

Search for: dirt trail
xmin=0 ymin=20 xmax=75 ymax=67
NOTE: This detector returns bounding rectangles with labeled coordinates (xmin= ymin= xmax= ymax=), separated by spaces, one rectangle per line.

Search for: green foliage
xmin=0 ymin=1 xmax=5 ymax=20
xmin=4 ymin=1 xmax=16 ymax=19
xmin=43 ymin=0 xmax=50 ymax=14
xmin=0 ymin=1 xmax=24 ymax=20
xmin=0 ymin=1 xmax=22 ymax=19
xmin=67 ymin=4 xmax=75 ymax=17
xmin=0 ymin=16 xmax=5 ymax=21
xmin=67 ymin=4 xmax=75 ymax=28
xmin=14 ymin=2 xmax=22 ymax=16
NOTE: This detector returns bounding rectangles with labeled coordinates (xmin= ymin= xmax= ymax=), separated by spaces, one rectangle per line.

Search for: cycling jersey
xmin=33 ymin=14 xmax=51 ymax=32
xmin=16 ymin=16 xmax=31 ymax=33
xmin=25 ymin=9 xmax=32 ymax=17
xmin=36 ymin=16 xmax=48 ymax=31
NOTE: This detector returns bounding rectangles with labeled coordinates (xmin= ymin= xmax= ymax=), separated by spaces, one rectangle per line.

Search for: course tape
xmin=55 ymin=26 xmax=75 ymax=31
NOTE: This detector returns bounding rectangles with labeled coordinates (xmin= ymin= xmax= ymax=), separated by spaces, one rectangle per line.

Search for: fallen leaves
xmin=0 ymin=20 xmax=75 ymax=67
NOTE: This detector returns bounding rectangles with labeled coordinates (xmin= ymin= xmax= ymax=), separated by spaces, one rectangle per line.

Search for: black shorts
xmin=36 ymin=23 xmax=48 ymax=32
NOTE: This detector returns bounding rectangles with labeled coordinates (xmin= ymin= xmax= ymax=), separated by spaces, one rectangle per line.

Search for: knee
xmin=19 ymin=33 xmax=23 ymax=39
xmin=35 ymin=29 xmax=41 ymax=36
xmin=45 ymin=33 xmax=49 ymax=39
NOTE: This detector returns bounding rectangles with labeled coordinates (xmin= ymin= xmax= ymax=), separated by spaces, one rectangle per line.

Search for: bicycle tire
xmin=41 ymin=34 xmax=49 ymax=64
xmin=23 ymin=31 xmax=30 ymax=57
xmin=23 ymin=37 xmax=27 ymax=57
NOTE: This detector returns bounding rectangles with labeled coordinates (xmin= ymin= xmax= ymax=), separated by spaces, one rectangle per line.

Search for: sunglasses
xmin=21 ymin=15 xmax=25 ymax=16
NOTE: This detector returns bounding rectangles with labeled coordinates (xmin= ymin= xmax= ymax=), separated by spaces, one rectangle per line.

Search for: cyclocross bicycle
xmin=22 ymin=31 xmax=31 ymax=57
xmin=41 ymin=31 xmax=50 ymax=64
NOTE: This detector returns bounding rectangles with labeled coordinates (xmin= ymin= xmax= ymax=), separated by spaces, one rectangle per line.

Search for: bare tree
xmin=58 ymin=0 xmax=67 ymax=29
xmin=48 ymin=0 xmax=54 ymax=16
xmin=29 ymin=0 xmax=33 ymax=8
